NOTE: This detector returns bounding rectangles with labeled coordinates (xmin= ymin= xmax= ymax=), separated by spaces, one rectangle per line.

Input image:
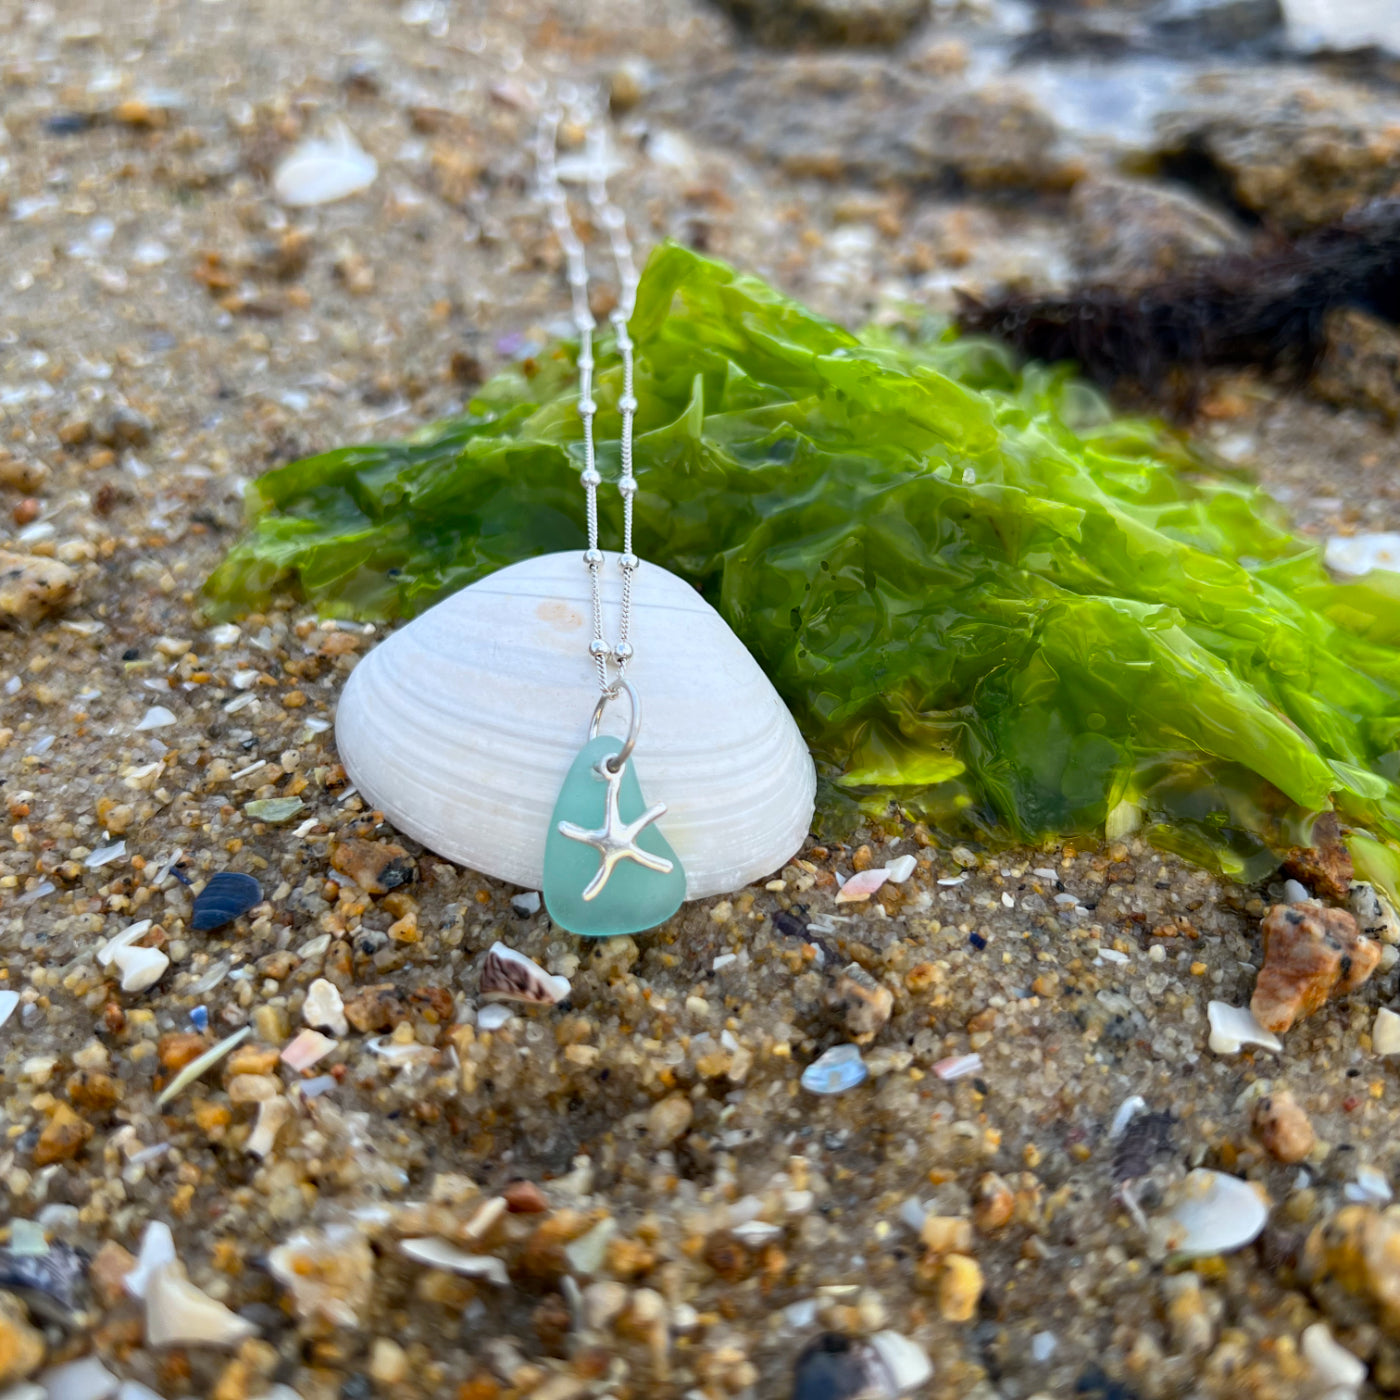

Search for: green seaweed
xmin=206 ymin=242 xmax=1400 ymax=900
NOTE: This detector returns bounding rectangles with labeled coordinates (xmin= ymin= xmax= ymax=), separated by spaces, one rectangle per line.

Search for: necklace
xmin=535 ymin=101 xmax=686 ymax=937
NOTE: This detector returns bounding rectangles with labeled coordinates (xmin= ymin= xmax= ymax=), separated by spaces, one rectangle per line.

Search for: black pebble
xmin=190 ymin=870 xmax=263 ymax=931
xmin=772 ymin=909 xmax=809 ymax=940
xmin=45 ymin=113 xmax=95 ymax=136
xmin=791 ymin=1334 xmax=883 ymax=1400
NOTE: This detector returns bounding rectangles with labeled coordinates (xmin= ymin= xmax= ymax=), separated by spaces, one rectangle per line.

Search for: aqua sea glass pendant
xmin=543 ymin=735 xmax=685 ymax=937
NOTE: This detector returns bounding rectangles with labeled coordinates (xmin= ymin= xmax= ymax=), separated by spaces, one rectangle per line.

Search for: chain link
xmin=536 ymin=99 xmax=640 ymax=697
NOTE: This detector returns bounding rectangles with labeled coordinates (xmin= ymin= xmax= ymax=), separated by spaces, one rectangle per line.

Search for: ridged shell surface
xmin=335 ymin=552 xmax=815 ymax=899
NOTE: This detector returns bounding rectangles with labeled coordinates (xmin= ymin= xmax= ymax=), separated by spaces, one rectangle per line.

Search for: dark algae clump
xmin=206 ymin=243 xmax=1400 ymax=901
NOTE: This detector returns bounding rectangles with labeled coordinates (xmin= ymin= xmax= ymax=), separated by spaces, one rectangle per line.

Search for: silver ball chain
xmin=535 ymin=98 xmax=641 ymax=699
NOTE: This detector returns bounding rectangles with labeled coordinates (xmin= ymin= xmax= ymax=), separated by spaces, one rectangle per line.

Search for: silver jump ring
xmin=588 ymin=677 xmax=641 ymax=772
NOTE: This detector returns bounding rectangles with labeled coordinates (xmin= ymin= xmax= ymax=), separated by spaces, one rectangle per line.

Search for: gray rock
xmin=707 ymin=0 xmax=929 ymax=47
xmin=1069 ymin=173 xmax=1249 ymax=283
xmin=1154 ymin=69 xmax=1400 ymax=231
xmin=667 ymin=56 xmax=1072 ymax=192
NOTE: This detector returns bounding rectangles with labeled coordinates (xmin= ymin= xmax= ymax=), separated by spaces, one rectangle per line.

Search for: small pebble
xmin=801 ymin=1043 xmax=868 ymax=1095
xmin=1375 ymin=1007 xmax=1400 ymax=1055
xmin=303 ymin=978 xmax=349 ymax=1037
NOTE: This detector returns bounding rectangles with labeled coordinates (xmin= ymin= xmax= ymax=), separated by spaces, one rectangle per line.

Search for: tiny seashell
xmin=113 ymin=945 xmax=169 ymax=993
xmin=86 ymin=841 xmax=126 ymax=869
xmin=1302 ymin=1322 xmax=1366 ymax=1392
xmin=243 ymin=797 xmax=304 ymax=823
xmin=479 ymin=941 xmax=571 ymax=1005
xmin=801 ymin=1043 xmax=868 ymax=1096
xmin=366 ymin=1037 xmax=437 ymax=1066
xmin=1207 ymin=1001 xmax=1283 ymax=1056
xmin=135 ymin=705 xmax=176 ymax=731
xmin=399 ymin=1238 xmax=509 ymax=1284
xmin=476 ymin=1003 xmax=514 ymax=1032
xmin=731 ymin=1219 xmax=783 ymax=1246
xmin=1109 ymin=1094 xmax=1147 ymax=1141
xmin=98 ymin=919 xmax=153 ymax=967
xmin=884 ymin=853 xmax=918 ymax=883
xmin=273 ymin=122 xmax=378 ymax=207
xmin=0 ymin=1241 xmax=86 ymax=1313
xmin=933 ymin=1053 xmax=982 ymax=1082
xmin=1160 ymin=1168 xmax=1268 ymax=1258
xmin=835 ymin=868 xmax=890 ymax=905
xmin=335 ymin=552 xmax=814 ymax=900
xmin=302 ymin=978 xmax=348 ymax=1037
xmin=144 ymin=1259 xmax=258 ymax=1348
xmin=281 ymin=1029 xmax=337 ymax=1071
xmin=190 ymin=871 xmax=262 ymax=931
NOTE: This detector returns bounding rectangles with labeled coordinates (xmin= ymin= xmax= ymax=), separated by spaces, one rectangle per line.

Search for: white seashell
xmin=144 ymin=1259 xmax=257 ymax=1347
xmin=1325 ymin=531 xmax=1400 ymax=577
xmin=801 ymin=1043 xmax=868 ymax=1095
xmin=480 ymin=941 xmax=571 ymax=1004
xmin=124 ymin=1221 xmax=176 ymax=1301
xmin=399 ymin=1237 xmax=509 ymax=1283
xmin=98 ymin=919 xmax=153 ymax=967
xmin=113 ymin=945 xmax=169 ymax=993
xmin=1207 ymin=1000 xmax=1283 ymax=1055
xmin=273 ymin=122 xmax=377 ymax=207
xmin=335 ymin=552 xmax=815 ymax=899
xmin=1302 ymin=1322 xmax=1366 ymax=1395
xmin=1160 ymin=1168 xmax=1268 ymax=1258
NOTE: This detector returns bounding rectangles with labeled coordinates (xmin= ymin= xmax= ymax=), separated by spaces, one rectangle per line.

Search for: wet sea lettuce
xmin=207 ymin=242 xmax=1400 ymax=900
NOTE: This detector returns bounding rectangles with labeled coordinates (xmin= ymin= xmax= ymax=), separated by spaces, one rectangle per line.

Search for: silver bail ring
xmin=588 ymin=677 xmax=641 ymax=773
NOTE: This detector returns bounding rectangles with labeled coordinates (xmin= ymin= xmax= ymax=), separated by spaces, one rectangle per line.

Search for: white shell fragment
xmin=479 ymin=941 xmax=571 ymax=1004
xmin=273 ymin=122 xmax=378 ymax=207
xmin=281 ymin=1029 xmax=337 ymax=1071
xmin=476 ymin=1004 xmax=514 ymax=1032
xmin=1207 ymin=1000 xmax=1283 ymax=1055
xmin=335 ymin=552 xmax=815 ymax=899
xmin=113 ymin=945 xmax=170 ymax=993
xmin=303 ymin=978 xmax=349 ymax=1037
xmin=124 ymin=1221 xmax=177 ymax=1300
xmin=1325 ymin=531 xmax=1400 ymax=577
xmin=1375 ymin=1007 xmax=1400 ymax=1056
xmin=399 ymin=1238 xmax=509 ymax=1284
xmin=0 ymin=990 xmax=19 ymax=1030
xmin=869 ymin=1330 xmax=934 ymax=1394
xmin=98 ymin=919 xmax=153 ymax=967
xmin=1160 ymin=1169 xmax=1268 ymax=1258
xmin=801 ymin=1043 xmax=868 ymax=1095
xmin=135 ymin=705 xmax=176 ymax=731
xmin=1302 ymin=1322 xmax=1367 ymax=1396
xmin=145 ymin=1259 xmax=258 ymax=1348
xmin=836 ymin=868 xmax=891 ymax=904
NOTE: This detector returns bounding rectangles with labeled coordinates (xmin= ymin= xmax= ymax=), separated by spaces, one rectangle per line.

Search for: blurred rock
xmin=0 ymin=552 xmax=77 ymax=627
xmin=708 ymin=0 xmax=929 ymax=46
xmin=1313 ymin=307 xmax=1400 ymax=423
xmin=1070 ymin=173 xmax=1248 ymax=282
xmin=1252 ymin=1088 xmax=1316 ymax=1162
xmin=1154 ymin=70 xmax=1400 ymax=231
xmin=671 ymin=56 xmax=1073 ymax=192
xmin=1282 ymin=812 xmax=1354 ymax=902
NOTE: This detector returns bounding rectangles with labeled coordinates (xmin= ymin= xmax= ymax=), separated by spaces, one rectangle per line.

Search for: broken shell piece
xmin=868 ymin=1330 xmax=933 ymax=1394
xmin=1302 ymin=1321 xmax=1366 ymax=1395
xmin=246 ymin=1096 xmax=292 ymax=1158
xmin=97 ymin=919 xmax=153 ymax=966
xmin=399 ymin=1238 xmax=509 ymax=1284
xmin=268 ymin=1224 xmax=374 ymax=1328
xmin=479 ymin=941 xmax=571 ymax=1004
xmin=144 ymin=1259 xmax=258 ymax=1347
xmin=801 ymin=1043 xmax=868 ymax=1095
xmin=476 ymin=1004 xmax=513 ymax=1032
xmin=113 ymin=945 xmax=169 ymax=993
xmin=303 ymin=978 xmax=349 ymax=1037
xmin=1252 ymin=901 xmax=1379 ymax=1034
xmin=1160 ymin=1169 xmax=1268 ymax=1258
xmin=1325 ymin=531 xmax=1400 ymax=577
xmin=827 ymin=963 xmax=894 ymax=1043
xmin=281 ymin=1029 xmax=337 ymax=1071
xmin=1207 ymin=1001 xmax=1283 ymax=1056
xmin=273 ymin=123 xmax=378 ymax=207
xmin=836 ymin=868 xmax=890 ymax=905
xmin=124 ymin=1221 xmax=176 ymax=1300
xmin=1375 ymin=1007 xmax=1400 ymax=1056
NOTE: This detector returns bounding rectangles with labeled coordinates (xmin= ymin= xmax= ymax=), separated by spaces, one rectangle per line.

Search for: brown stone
xmin=158 ymin=1032 xmax=211 ymax=1072
xmin=827 ymin=963 xmax=894 ymax=1044
xmin=330 ymin=838 xmax=416 ymax=895
xmin=344 ymin=983 xmax=410 ymax=1033
xmin=1251 ymin=901 xmax=1380 ymax=1034
xmin=1281 ymin=811 xmax=1354 ymax=902
xmin=1252 ymin=1088 xmax=1316 ymax=1164
xmin=701 ymin=1232 xmax=752 ymax=1282
xmin=0 ymin=1290 xmax=44 ymax=1383
xmin=88 ymin=1240 xmax=137 ymax=1308
xmin=503 ymin=1180 xmax=550 ymax=1214
xmin=226 ymin=1044 xmax=281 ymax=1076
xmin=972 ymin=1172 xmax=1015 ymax=1233
xmin=66 ymin=1070 xmax=122 ymax=1112
xmin=0 ymin=551 xmax=78 ymax=627
xmin=34 ymin=1103 xmax=92 ymax=1165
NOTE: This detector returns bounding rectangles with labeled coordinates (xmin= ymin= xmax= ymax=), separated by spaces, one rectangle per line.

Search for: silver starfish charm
xmin=557 ymin=758 xmax=674 ymax=901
